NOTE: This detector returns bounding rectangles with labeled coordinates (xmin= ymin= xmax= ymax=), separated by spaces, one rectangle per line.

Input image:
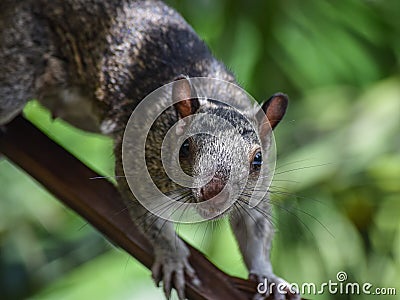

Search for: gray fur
xmin=0 ymin=1 xmax=299 ymax=299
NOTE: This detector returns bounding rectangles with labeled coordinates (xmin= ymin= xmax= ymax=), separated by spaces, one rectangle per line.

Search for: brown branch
xmin=0 ymin=116 xmax=304 ymax=300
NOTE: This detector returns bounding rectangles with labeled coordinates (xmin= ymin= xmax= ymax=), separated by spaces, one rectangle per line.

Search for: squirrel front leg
xmin=115 ymin=159 xmax=199 ymax=300
xmin=230 ymin=201 xmax=300 ymax=300
xmin=128 ymin=200 xmax=198 ymax=299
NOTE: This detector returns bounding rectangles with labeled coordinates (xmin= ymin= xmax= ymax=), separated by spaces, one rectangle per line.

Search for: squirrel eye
xmin=252 ymin=151 xmax=262 ymax=170
xmin=179 ymin=139 xmax=190 ymax=158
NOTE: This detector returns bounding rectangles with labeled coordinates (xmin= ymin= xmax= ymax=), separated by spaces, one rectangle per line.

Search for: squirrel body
xmin=0 ymin=0 xmax=232 ymax=133
xmin=0 ymin=1 xmax=299 ymax=299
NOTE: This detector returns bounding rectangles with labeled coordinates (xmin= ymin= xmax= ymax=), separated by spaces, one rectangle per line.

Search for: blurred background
xmin=1 ymin=0 xmax=399 ymax=299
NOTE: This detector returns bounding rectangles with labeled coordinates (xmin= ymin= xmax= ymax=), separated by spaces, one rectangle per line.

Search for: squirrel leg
xmin=149 ymin=219 xmax=200 ymax=300
xmin=230 ymin=202 xmax=300 ymax=300
xmin=114 ymin=138 xmax=201 ymax=299
xmin=118 ymin=190 xmax=200 ymax=300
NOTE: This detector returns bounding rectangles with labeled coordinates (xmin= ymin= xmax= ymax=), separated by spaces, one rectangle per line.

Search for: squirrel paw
xmin=250 ymin=273 xmax=300 ymax=300
xmin=151 ymin=253 xmax=200 ymax=300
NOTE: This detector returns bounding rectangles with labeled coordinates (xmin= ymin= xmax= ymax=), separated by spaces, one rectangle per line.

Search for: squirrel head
xmin=171 ymin=76 xmax=288 ymax=219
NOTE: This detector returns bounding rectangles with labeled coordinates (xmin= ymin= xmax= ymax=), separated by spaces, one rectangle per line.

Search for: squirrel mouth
xmin=195 ymin=185 xmax=233 ymax=220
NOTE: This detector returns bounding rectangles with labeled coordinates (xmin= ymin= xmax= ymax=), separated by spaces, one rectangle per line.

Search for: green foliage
xmin=1 ymin=0 xmax=399 ymax=299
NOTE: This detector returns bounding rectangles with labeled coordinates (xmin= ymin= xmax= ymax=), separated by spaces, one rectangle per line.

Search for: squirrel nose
xmin=199 ymin=176 xmax=226 ymax=202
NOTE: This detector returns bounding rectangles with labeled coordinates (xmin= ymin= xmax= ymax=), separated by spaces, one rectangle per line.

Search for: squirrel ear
xmin=258 ymin=93 xmax=288 ymax=135
xmin=172 ymin=75 xmax=199 ymax=118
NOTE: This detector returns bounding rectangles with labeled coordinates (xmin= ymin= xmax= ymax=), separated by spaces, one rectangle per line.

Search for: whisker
xmin=235 ymin=199 xmax=273 ymax=233
xmin=268 ymin=188 xmax=326 ymax=206
xmin=274 ymin=163 xmax=332 ymax=176
xmin=200 ymin=221 xmax=211 ymax=248
xmin=274 ymin=158 xmax=317 ymax=171
xmin=89 ymin=175 xmax=131 ymax=180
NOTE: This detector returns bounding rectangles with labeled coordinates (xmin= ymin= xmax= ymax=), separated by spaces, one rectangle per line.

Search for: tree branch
xmin=0 ymin=116 xmax=305 ymax=300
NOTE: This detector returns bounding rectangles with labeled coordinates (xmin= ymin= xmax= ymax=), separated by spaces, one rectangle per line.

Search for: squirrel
xmin=0 ymin=1 xmax=300 ymax=299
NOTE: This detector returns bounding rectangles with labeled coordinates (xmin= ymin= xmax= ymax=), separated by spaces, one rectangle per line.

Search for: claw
xmin=151 ymin=261 xmax=162 ymax=287
xmin=174 ymin=269 xmax=185 ymax=300
xmin=163 ymin=270 xmax=172 ymax=299
xmin=185 ymin=262 xmax=200 ymax=287
xmin=151 ymin=253 xmax=200 ymax=300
